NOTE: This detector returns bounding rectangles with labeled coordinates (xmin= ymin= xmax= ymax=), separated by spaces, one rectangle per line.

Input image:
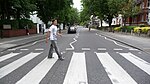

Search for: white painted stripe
xmin=98 ymin=48 xmax=107 ymax=51
xmin=0 ymin=52 xmax=20 ymax=62
xmin=82 ymin=48 xmax=90 ymax=51
xmin=104 ymin=37 xmax=131 ymax=49
xmin=129 ymin=49 xmax=139 ymax=51
xmin=8 ymin=49 xmax=16 ymax=51
xmin=69 ymin=38 xmax=77 ymax=50
xmin=16 ymin=53 xmax=58 ymax=84
xmin=35 ymin=48 xmax=44 ymax=51
xmin=119 ymin=52 xmax=150 ymax=75
xmin=63 ymin=52 xmax=88 ymax=84
xmin=114 ymin=48 xmax=123 ymax=51
xmin=20 ymin=49 xmax=29 ymax=51
xmin=0 ymin=52 xmax=41 ymax=79
xmin=66 ymin=48 xmax=74 ymax=51
xmin=96 ymin=53 xmax=137 ymax=84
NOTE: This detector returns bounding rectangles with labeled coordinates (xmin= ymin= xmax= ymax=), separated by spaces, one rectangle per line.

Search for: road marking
xmin=98 ymin=48 xmax=107 ymax=51
xmin=8 ymin=49 xmax=16 ymax=51
xmin=16 ymin=53 xmax=58 ymax=84
xmin=113 ymin=48 xmax=123 ymax=51
xmin=0 ymin=52 xmax=20 ymax=62
xmin=96 ymin=52 xmax=137 ymax=84
xmin=63 ymin=52 xmax=88 ymax=84
xmin=20 ymin=49 xmax=29 ymax=51
xmin=35 ymin=48 xmax=44 ymax=51
xmin=119 ymin=52 xmax=150 ymax=75
xmin=129 ymin=49 xmax=139 ymax=51
xmin=0 ymin=52 xmax=41 ymax=79
xmin=82 ymin=48 xmax=90 ymax=51
xmin=104 ymin=37 xmax=131 ymax=49
xmin=66 ymin=48 xmax=74 ymax=51
xmin=69 ymin=38 xmax=77 ymax=50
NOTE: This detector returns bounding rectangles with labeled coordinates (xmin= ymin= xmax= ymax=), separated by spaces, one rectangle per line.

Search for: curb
xmin=99 ymin=32 xmax=150 ymax=55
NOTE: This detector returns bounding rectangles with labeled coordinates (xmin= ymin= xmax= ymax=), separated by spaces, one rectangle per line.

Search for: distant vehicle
xmin=68 ymin=26 xmax=77 ymax=34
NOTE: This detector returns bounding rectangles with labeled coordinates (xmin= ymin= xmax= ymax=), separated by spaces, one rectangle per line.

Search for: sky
xmin=73 ymin=0 xmax=82 ymax=11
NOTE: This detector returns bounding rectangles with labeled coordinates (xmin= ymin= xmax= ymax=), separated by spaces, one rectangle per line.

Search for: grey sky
xmin=73 ymin=0 xmax=82 ymax=11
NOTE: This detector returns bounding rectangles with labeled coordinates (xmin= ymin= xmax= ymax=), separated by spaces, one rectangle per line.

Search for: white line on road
xmin=69 ymin=38 xmax=77 ymax=50
xmin=20 ymin=49 xmax=29 ymax=51
xmin=0 ymin=52 xmax=42 ymax=79
xmin=35 ymin=48 xmax=44 ymax=51
xmin=113 ymin=48 xmax=123 ymax=51
xmin=0 ymin=52 xmax=21 ymax=62
xmin=119 ymin=52 xmax=150 ymax=75
xmin=98 ymin=48 xmax=107 ymax=51
xmin=129 ymin=49 xmax=139 ymax=51
xmin=96 ymin=52 xmax=137 ymax=84
xmin=66 ymin=48 xmax=74 ymax=51
xmin=16 ymin=53 xmax=58 ymax=84
xmin=104 ymin=37 xmax=131 ymax=49
xmin=8 ymin=49 xmax=17 ymax=51
xmin=63 ymin=52 xmax=88 ymax=84
xmin=82 ymin=48 xmax=90 ymax=51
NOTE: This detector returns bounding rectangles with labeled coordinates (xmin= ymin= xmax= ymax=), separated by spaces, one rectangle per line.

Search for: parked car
xmin=68 ymin=26 xmax=77 ymax=34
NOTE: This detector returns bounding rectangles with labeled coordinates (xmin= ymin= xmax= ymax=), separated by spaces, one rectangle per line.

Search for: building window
xmin=141 ymin=14 xmax=144 ymax=22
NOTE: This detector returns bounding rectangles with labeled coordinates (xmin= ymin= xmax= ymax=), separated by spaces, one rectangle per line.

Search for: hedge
xmin=0 ymin=19 xmax=34 ymax=30
xmin=114 ymin=26 xmax=136 ymax=32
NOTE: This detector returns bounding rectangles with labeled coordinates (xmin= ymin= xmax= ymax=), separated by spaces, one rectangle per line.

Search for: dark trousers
xmin=48 ymin=40 xmax=62 ymax=58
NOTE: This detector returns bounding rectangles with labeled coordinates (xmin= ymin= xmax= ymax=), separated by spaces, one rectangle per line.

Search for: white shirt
xmin=49 ymin=25 xmax=58 ymax=40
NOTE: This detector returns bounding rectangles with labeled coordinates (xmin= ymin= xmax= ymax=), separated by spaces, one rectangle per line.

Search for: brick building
xmin=126 ymin=0 xmax=150 ymax=26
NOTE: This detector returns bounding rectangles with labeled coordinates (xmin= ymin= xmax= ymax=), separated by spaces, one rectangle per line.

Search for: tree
xmin=80 ymin=0 xmax=91 ymax=25
xmin=120 ymin=0 xmax=140 ymax=26
xmin=0 ymin=0 xmax=37 ymax=20
xmin=36 ymin=0 xmax=73 ymax=27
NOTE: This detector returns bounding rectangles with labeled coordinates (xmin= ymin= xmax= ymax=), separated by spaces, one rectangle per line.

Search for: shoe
xmin=59 ymin=57 xmax=65 ymax=61
xmin=48 ymin=57 xmax=54 ymax=59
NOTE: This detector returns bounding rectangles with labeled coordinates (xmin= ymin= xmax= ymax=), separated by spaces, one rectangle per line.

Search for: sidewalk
xmin=0 ymin=30 xmax=67 ymax=52
xmin=98 ymin=30 xmax=150 ymax=53
xmin=0 ymin=33 xmax=45 ymax=52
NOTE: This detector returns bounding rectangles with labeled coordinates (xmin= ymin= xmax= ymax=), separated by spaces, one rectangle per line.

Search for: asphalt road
xmin=0 ymin=27 xmax=150 ymax=84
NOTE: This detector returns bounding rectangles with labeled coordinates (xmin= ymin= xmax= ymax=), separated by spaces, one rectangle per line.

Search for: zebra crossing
xmin=0 ymin=51 xmax=150 ymax=84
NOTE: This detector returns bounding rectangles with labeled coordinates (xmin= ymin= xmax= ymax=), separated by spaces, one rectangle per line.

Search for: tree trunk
xmin=124 ymin=17 xmax=126 ymax=26
xmin=100 ymin=19 xmax=103 ymax=27
xmin=63 ymin=22 xmax=66 ymax=30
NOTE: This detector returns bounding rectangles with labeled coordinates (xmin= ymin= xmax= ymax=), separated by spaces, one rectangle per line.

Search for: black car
xmin=68 ymin=26 xmax=77 ymax=34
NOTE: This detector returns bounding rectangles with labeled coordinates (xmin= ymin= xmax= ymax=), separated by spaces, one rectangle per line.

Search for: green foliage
xmin=36 ymin=0 xmax=74 ymax=25
xmin=19 ymin=19 xmax=34 ymax=29
xmin=0 ymin=19 xmax=34 ymax=29
xmin=81 ymin=0 xmax=140 ymax=27
xmin=0 ymin=0 xmax=37 ymax=19
xmin=0 ymin=20 xmax=19 ymax=29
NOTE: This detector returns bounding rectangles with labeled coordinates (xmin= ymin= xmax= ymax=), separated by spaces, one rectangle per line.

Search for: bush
xmin=120 ymin=26 xmax=136 ymax=32
xmin=19 ymin=19 xmax=34 ymax=29
xmin=0 ymin=20 xmax=19 ymax=29
xmin=114 ymin=27 xmax=121 ymax=32
xmin=126 ymin=26 xmax=136 ymax=32
xmin=134 ymin=27 xmax=142 ymax=33
xmin=0 ymin=19 xmax=34 ymax=30
xmin=141 ymin=27 xmax=150 ymax=34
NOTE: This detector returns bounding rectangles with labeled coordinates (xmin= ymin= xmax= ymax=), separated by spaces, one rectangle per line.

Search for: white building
xmin=30 ymin=12 xmax=46 ymax=34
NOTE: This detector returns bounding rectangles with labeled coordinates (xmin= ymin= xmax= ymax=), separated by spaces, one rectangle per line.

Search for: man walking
xmin=46 ymin=19 xmax=64 ymax=61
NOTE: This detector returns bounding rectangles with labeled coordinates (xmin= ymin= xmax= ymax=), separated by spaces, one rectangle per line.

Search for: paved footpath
xmin=0 ymin=34 xmax=45 ymax=52
xmin=98 ymin=30 xmax=150 ymax=53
